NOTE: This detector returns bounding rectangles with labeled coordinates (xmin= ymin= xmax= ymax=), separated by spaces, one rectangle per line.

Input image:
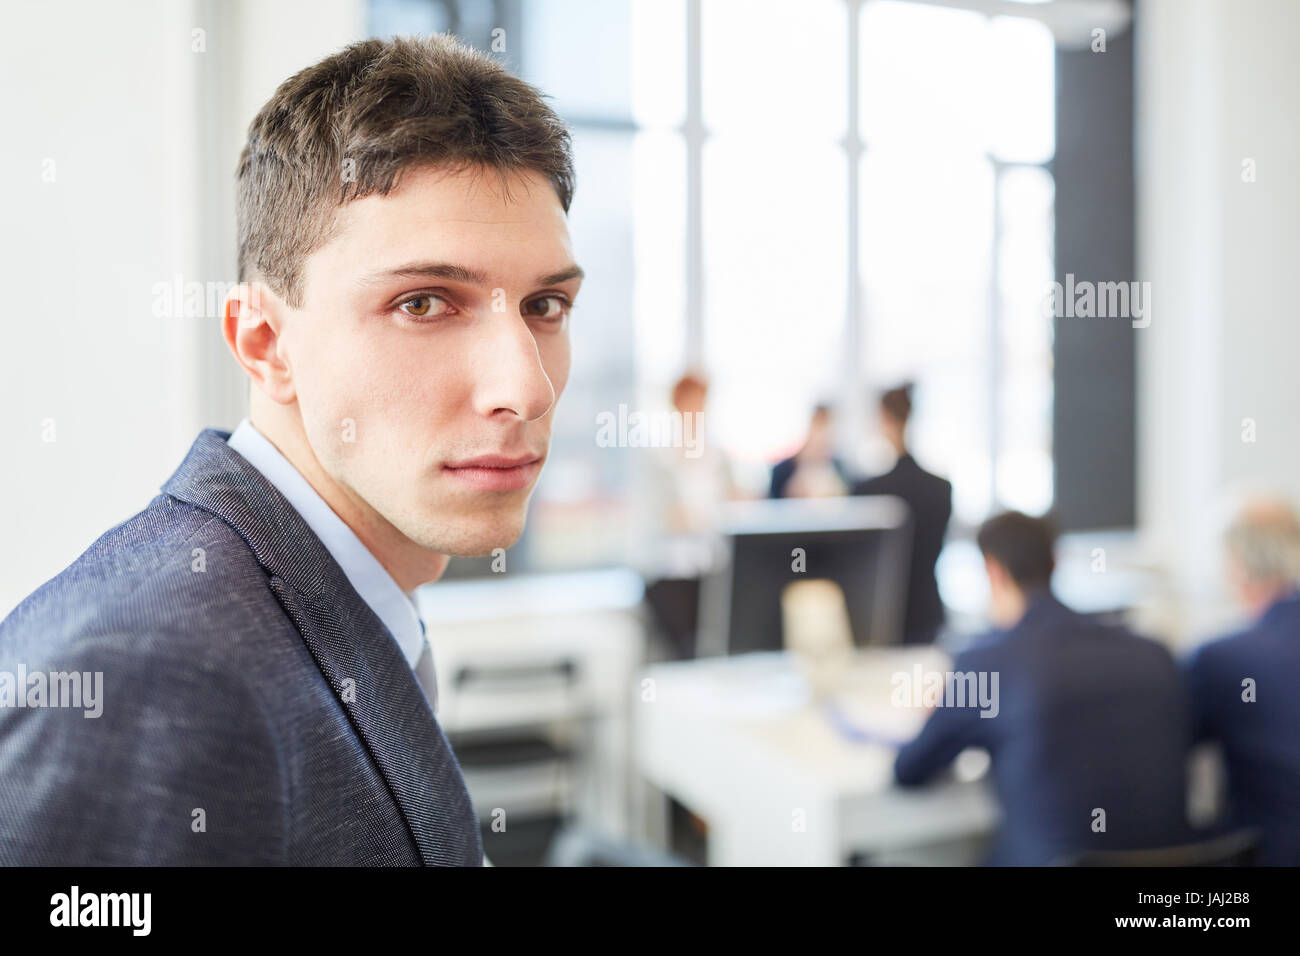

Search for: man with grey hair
xmin=1186 ymin=496 xmax=1300 ymax=865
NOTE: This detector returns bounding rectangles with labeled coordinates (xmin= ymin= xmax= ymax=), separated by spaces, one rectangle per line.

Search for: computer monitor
xmin=695 ymin=496 xmax=913 ymax=657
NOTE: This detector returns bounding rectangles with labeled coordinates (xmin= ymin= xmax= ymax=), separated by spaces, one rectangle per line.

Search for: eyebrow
xmin=537 ymin=265 xmax=585 ymax=286
xmin=361 ymin=261 xmax=584 ymax=288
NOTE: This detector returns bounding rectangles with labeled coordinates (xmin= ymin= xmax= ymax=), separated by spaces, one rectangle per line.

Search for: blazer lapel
xmin=163 ymin=429 xmax=483 ymax=866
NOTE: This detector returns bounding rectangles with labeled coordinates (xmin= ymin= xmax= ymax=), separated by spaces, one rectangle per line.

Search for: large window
xmin=856 ymin=2 xmax=1056 ymax=522
xmin=369 ymin=0 xmax=1060 ymax=567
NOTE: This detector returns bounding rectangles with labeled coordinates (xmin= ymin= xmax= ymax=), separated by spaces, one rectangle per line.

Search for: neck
xmin=999 ymin=592 xmax=1027 ymax=628
xmin=249 ymin=402 xmax=449 ymax=593
xmin=994 ymin=585 xmax=1046 ymax=629
xmin=1245 ymin=582 xmax=1294 ymax=620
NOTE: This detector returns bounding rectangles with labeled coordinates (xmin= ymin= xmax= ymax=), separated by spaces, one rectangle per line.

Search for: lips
xmin=446 ymin=454 xmax=539 ymax=469
xmin=441 ymin=453 xmax=543 ymax=491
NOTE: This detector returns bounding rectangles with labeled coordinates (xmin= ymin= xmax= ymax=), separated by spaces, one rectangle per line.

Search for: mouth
xmin=441 ymin=453 xmax=544 ymax=492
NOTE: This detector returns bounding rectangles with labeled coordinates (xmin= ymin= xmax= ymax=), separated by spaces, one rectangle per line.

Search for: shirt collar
xmin=225 ymin=418 xmax=426 ymax=668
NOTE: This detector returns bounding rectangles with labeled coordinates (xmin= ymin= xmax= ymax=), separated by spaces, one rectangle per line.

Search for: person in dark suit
xmin=895 ymin=511 xmax=1191 ymax=866
xmin=852 ymin=383 xmax=952 ymax=644
xmin=0 ymin=35 xmax=583 ymax=865
xmin=769 ymin=404 xmax=850 ymax=499
xmin=1186 ymin=497 xmax=1300 ymax=865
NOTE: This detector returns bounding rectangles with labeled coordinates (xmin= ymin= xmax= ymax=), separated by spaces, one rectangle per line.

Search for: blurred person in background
xmin=852 ymin=382 xmax=952 ymax=644
xmin=769 ymin=403 xmax=850 ymax=499
xmin=1185 ymin=496 xmax=1300 ymax=865
xmin=639 ymin=372 xmax=741 ymax=659
xmin=644 ymin=372 xmax=740 ymax=551
xmin=895 ymin=511 xmax=1191 ymax=865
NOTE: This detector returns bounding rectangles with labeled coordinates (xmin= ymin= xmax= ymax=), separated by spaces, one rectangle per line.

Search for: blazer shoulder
xmin=1 ymin=493 xmax=287 ymax=668
xmin=1184 ymin=626 xmax=1253 ymax=675
xmin=951 ymin=628 xmax=1011 ymax=668
xmin=921 ymin=468 xmax=953 ymax=498
xmin=1081 ymin=624 xmax=1183 ymax=691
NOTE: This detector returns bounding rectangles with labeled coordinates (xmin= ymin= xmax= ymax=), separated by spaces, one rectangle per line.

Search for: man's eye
xmin=524 ymin=296 xmax=569 ymax=320
xmin=399 ymin=295 xmax=453 ymax=318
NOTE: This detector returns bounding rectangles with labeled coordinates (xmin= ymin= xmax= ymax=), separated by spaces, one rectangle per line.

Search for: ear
xmin=222 ymin=282 xmax=295 ymax=405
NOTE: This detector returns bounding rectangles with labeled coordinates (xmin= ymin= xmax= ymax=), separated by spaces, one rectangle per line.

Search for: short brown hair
xmin=236 ymin=34 xmax=575 ymax=307
xmin=977 ymin=511 xmax=1056 ymax=591
xmin=880 ymin=382 xmax=913 ymax=424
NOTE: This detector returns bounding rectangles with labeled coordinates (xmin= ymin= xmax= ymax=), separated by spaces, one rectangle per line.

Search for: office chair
xmin=447 ymin=658 xmax=592 ymax=865
xmin=1059 ymin=828 xmax=1261 ymax=867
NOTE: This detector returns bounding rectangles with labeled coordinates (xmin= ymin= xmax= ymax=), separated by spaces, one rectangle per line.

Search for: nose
xmin=470 ymin=311 xmax=556 ymax=423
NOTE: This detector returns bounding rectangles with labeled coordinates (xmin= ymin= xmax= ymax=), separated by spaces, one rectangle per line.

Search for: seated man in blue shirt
xmin=894 ymin=511 xmax=1191 ymax=865
xmin=1186 ymin=497 xmax=1300 ymax=865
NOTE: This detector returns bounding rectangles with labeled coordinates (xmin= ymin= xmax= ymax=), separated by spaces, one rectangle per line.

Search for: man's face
xmin=280 ymin=164 xmax=580 ymax=557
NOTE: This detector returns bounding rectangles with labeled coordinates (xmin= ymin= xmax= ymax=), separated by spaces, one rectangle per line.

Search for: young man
xmin=1186 ymin=497 xmax=1300 ymax=865
xmin=0 ymin=35 xmax=581 ymax=865
xmin=894 ymin=511 xmax=1191 ymax=865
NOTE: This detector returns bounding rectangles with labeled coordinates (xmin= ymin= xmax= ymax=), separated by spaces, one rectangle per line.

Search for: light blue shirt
xmin=226 ymin=419 xmax=435 ymax=708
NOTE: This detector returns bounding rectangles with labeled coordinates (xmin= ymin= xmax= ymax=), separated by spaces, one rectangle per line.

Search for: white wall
xmin=0 ymin=0 xmax=363 ymax=615
xmin=1137 ymin=0 xmax=1300 ymax=642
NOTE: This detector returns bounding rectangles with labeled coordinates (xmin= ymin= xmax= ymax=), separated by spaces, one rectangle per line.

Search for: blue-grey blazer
xmin=0 ymin=429 xmax=483 ymax=865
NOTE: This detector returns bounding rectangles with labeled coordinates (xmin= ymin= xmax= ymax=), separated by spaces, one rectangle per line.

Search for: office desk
xmin=634 ymin=648 xmax=999 ymax=866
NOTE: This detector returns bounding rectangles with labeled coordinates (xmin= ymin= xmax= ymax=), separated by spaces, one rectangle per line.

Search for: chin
xmin=415 ymin=509 xmax=527 ymax=558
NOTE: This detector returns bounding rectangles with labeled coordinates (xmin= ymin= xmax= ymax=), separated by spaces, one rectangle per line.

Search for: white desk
xmin=634 ymin=648 xmax=999 ymax=866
